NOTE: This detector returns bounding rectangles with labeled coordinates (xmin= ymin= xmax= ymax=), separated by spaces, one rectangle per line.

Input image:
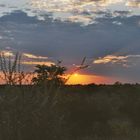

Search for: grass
xmin=0 ymin=84 xmax=140 ymax=140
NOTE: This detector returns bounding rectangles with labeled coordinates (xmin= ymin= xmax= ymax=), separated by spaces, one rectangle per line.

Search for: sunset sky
xmin=0 ymin=0 xmax=140 ymax=84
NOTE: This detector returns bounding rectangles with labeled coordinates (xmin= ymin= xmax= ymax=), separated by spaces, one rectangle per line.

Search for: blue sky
xmin=0 ymin=0 xmax=140 ymax=84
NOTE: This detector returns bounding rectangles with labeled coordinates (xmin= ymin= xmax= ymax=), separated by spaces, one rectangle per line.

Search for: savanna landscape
xmin=0 ymin=0 xmax=140 ymax=140
xmin=0 ymin=53 xmax=140 ymax=140
xmin=1 ymin=77 xmax=140 ymax=140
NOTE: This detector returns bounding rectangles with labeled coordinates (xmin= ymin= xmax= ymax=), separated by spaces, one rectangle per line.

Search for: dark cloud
xmin=0 ymin=10 xmax=39 ymax=24
xmin=0 ymin=4 xmax=6 ymax=7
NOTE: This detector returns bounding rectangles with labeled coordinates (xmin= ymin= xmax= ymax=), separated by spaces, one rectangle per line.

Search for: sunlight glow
xmin=66 ymin=73 xmax=114 ymax=85
xmin=74 ymin=73 xmax=78 ymax=77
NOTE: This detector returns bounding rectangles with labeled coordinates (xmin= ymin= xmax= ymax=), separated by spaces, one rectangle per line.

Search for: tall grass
xmin=0 ymin=84 xmax=140 ymax=140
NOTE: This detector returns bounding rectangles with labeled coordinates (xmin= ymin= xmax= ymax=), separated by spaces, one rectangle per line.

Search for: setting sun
xmin=66 ymin=73 xmax=125 ymax=85
xmin=74 ymin=73 xmax=78 ymax=77
xmin=67 ymin=74 xmax=104 ymax=85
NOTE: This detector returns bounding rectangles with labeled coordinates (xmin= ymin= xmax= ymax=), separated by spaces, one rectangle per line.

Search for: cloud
xmin=0 ymin=50 xmax=48 ymax=59
xmin=112 ymin=21 xmax=122 ymax=25
xmin=0 ymin=50 xmax=53 ymax=67
xmin=93 ymin=55 xmax=140 ymax=66
xmin=126 ymin=0 xmax=140 ymax=8
xmin=94 ymin=55 xmax=127 ymax=64
xmin=0 ymin=36 xmax=3 ymax=39
xmin=21 ymin=61 xmax=55 ymax=66
xmin=30 ymin=0 xmax=125 ymax=25
xmin=0 ymin=50 xmax=14 ymax=57
xmin=0 ymin=4 xmax=6 ymax=7
xmin=0 ymin=0 xmax=139 ymax=26
xmin=23 ymin=53 xmax=48 ymax=59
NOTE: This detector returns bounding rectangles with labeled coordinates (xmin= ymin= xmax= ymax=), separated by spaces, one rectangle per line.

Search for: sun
xmin=74 ymin=73 xmax=78 ymax=77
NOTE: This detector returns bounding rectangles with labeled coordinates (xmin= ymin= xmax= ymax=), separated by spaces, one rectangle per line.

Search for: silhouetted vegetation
xmin=0 ymin=84 xmax=140 ymax=140
xmin=0 ymin=52 xmax=25 ymax=85
xmin=32 ymin=63 xmax=66 ymax=87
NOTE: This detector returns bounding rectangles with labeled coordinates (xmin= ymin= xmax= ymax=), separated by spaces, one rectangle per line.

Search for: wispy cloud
xmin=22 ymin=61 xmax=55 ymax=66
xmin=0 ymin=50 xmax=48 ymax=59
xmin=126 ymin=0 xmax=140 ymax=8
xmin=93 ymin=55 xmax=140 ymax=66
xmin=23 ymin=53 xmax=48 ymax=59
xmin=0 ymin=50 xmax=54 ymax=66
xmin=0 ymin=50 xmax=14 ymax=57
xmin=112 ymin=21 xmax=122 ymax=25
xmin=94 ymin=55 xmax=127 ymax=64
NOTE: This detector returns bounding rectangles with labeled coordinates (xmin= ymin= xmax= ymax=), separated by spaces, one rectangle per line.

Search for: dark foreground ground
xmin=0 ymin=84 xmax=140 ymax=140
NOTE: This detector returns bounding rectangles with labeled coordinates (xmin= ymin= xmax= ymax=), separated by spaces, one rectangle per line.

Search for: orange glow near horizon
xmin=66 ymin=73 xmax=114 ymax=85
xmin=0 ymin=71 xmax=131 ymax=85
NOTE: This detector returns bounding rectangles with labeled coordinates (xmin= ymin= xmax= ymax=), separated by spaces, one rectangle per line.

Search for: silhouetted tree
xmin=32 ymin=63 xmax=66 ymax=87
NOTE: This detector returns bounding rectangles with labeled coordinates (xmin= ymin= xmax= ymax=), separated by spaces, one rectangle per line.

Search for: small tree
xmin=32 ymin=63 xmax=66 ymax=87
xmin=0 ymin=51 xmax=25 ymax=85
